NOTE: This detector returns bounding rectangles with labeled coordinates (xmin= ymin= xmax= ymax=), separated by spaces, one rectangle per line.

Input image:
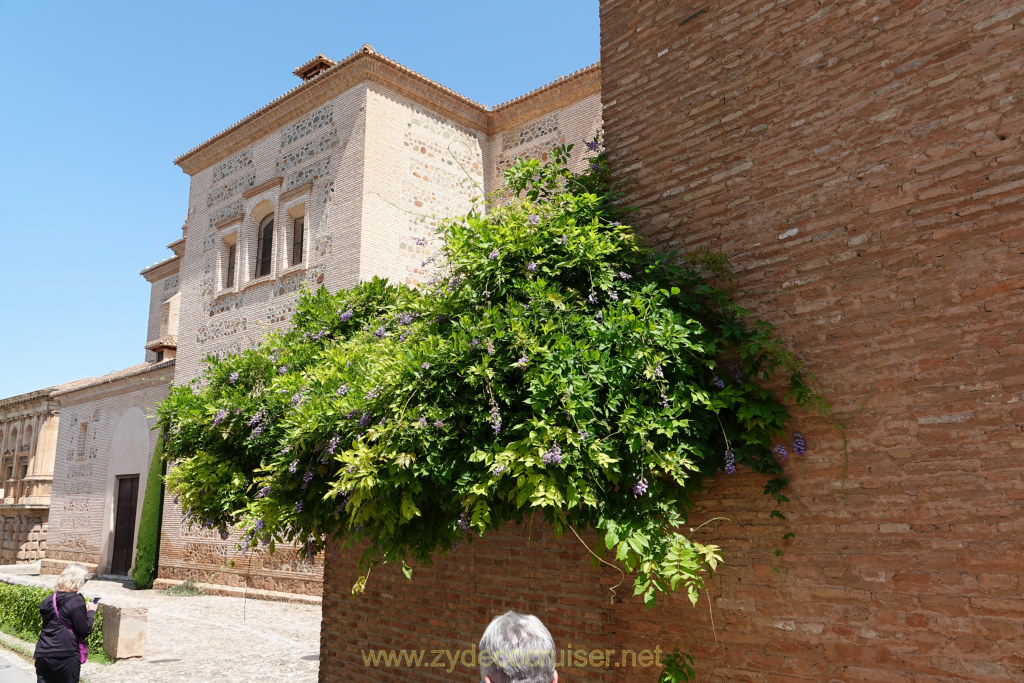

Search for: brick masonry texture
xmin=593 ymin=0 xmax=1024 ymax=680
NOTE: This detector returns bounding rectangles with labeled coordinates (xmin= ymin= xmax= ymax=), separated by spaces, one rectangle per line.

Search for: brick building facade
xmin=318 ymin=3 xmax=1024 ymax=681
xmin=157 ymin=46 xmax=602 ymax=596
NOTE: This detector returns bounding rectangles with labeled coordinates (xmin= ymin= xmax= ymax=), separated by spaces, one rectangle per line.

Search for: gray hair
xmin=54 ymin=563 xmax=89 ymax=593
xmin=479 ymin=611 xmax=556 ymax=683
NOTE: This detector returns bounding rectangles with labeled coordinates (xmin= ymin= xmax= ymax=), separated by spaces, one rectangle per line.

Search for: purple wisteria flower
xmin=488 ymin=249 xmax=500 ymax=260
xmin=374 ymin=327 xmax=388 ymax=339
xmin=590 ymin=162 xmax=600 ymax=172
xmin=541 ymin=441 xmax=563 ymax=465
xmin=294 ymin=501 xmax=303 ymax=513
xmin=358 ymin=412 xmax=374 ymax=428
xmin=336 ymin=384 xmax=349 ymax=396
xmin=398 ymin=332 xmax=409 ymax=342
xmin=414 ymin=237 xmax=427 ymax=246
xmin=528 ymin=214 xmax=540 ymax=225
xmin=278 ymin=366 xmax=289 ymax=374
xmin=654 ymin=364 xmax=664 ymax=379
xmin=421 ymin=257 xmax=434 ymax=267
xmin=339 ymin=309 xmax=354 ymax=322
xmin=608 ymin=290 xmax=619 ymax=301
xmin=290 ymin=391 xmax=303 ymax=406
xmin=618 ymin=271 xmax=632 ymax=280
xmin=487 ymin=339 xmax=495 ymax=356
xmin=470 ymin=339 xmax=480 ymax=347
xmin=421 ymin=362 xmax=431 ymax=370
xmin=578 ymin=429 xmax=589 ymax=441
xmin=633 ymin=477 xmax=649 ymax=496
xmin=253 ymin=520 xmax=265 ymax=533
xmin=433 ymin=420 xmax=445 ymax=429
xmin=248 ymin=410 xmax=267 ymax=428
xmin=724 ymin=448 xmax=736 ymax=474
xmin=660 ymin=392 xmax=670 ymax=409
xmin=711 ymin=376 xmax=726 ymax=389
xmin=302 ymin=471 xmax=314 ymax=489
xmin=289 ymin=460 xmax=299 ymax=474
xmin=366 ymin=387 xmax=380 ymax=400
xmin=345 ymin=409 xmax=362 ymax=419
xmin=256 ymin=486 xmax=271 ymax=498
xmin=774 ymin=444 xmax=788 ymax=457
xmin=482 ymin=290 xmax=491 ymax=297
xmin=793 ymin=432 xmax=807 ymax=456
xmin=397 ymin=312 xmax=416 ymax=326
xmin=489 ymin=397 xmax=502 ymax=435
xmin=213 ymin=409 xmax=227 ymax=425
xmin=526 ymin=262 xmax=537 ymax=271
xmin=228 ymin=371 xmax=239 ymax=385
xmin=417 ymin=416 xmax=427 ymax=427
xmin=585 ymin=140 xmax=600 ymax=152
xmin=457 ymin=512 xmax=470 ymax=531
xmin=250 ymin=423 xmax=265 ymax=438
xmin=517 ymin=355 xmax=529 ymax=368
xmin=560 ymin=235 xmax=568 ymax=246
xmin=327 ymin=435 xmax=342 ymax=455
xmin=595 ymin=311 xmax=603 ymax=322
xmin=491 ymin=464 xmax=507 ymax=476
xmin=587 ymin=291 xmax=598 ymax=304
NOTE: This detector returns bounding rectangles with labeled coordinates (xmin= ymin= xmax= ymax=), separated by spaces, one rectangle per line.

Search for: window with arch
xmin=292 ymin=217 xmax=305 ymax=266
xmin=255 ymin=214 xmax=274 ymax=278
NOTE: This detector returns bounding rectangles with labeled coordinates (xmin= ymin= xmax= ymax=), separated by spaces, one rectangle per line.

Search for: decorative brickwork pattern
xmin=208 ymin=171 xmax=257 ymax=207
xmin=501 ymin=112 xmax=559 ymax=151
xmin=210 ymin=148 xmax=254 ymax=183
xmin=284 ymin=157 xmax=331 ymax=192
xmin=274 ymin=128 xmax=339 ymax=174
xmin=280 ymin=103 xmax=334 ymax=148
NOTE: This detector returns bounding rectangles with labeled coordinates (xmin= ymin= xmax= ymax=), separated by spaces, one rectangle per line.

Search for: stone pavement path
xmin=0 ymin=646 xmax=34 ymax=683
xmin=0 ymin=563 xmax=321 ymax=682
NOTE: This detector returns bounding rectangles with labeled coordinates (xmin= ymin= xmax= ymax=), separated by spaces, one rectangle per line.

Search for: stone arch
xmin=98 ymin=407 xmax=152 ymax=574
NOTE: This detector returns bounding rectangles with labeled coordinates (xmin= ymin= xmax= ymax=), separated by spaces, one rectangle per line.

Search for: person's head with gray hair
xmin=478 ymin=610 xmax=557 ymax=683
xmin=54 ymin=563 xmax=89 ymax=593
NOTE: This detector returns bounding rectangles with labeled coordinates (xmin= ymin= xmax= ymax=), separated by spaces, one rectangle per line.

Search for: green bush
xmin=159 ymin=143 xmax=822 ymax=608
xmin=131 ymin=432 xmax=165 ymax=589
xmin=0 ymin=581 xmax=107 ymax=662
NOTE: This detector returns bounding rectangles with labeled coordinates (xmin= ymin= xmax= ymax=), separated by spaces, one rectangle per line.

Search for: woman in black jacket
xmin=34 ymin=563 xmax=97 ymax=683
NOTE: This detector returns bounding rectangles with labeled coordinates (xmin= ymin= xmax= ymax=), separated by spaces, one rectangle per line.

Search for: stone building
xmin=40 ymin=238 xmax=180 ymax=576
xmin=317 ymin=2 xmax=1024 ymax=681
xmin=157 ymin=45 xmax=602 ymax=597
xmin=0 ymin=388 xmax=61 ymax=564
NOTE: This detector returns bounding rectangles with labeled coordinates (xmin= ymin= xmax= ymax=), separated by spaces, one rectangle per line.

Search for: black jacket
xmin=34 ymin=591 xmax=95 ymax=659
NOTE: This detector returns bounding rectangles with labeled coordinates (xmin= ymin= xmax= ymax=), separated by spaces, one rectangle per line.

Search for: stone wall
xmin=44 ymin=363 xmax=172 ymax=574
xmin=597 ymin=0 xmax=1024 ymax=680
xmin=0 ymin=511 xmax=46 ymax=564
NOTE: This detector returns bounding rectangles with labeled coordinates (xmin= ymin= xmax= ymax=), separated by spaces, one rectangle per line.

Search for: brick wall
xmin=319 ymin=4 xmax=1024 ymax=681
xmin=596 ymin=0 xmax=1024 ymax=680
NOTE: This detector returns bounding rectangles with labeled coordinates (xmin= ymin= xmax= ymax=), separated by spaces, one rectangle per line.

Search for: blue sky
xmin=0 ymin=0 xmax=599 ymax=398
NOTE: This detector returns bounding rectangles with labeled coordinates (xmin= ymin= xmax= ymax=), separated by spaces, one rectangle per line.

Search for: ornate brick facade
xmin=158 ymin=46 xmax=602 ymax=596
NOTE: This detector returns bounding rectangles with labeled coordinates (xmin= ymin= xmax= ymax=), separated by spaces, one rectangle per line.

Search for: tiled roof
xmin=52 ymin=360 xmax=176 ymax=397
xmin=174 ymin=45 xmax=598 ymax=167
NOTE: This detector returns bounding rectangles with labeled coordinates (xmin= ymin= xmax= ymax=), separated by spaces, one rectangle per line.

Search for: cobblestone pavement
xmin=0 ymin=563 xmax=321 ymax=682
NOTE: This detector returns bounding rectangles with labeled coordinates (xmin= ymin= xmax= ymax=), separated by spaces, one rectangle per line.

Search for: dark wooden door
xmin=111 ymin=476 xmax=139 ymax=575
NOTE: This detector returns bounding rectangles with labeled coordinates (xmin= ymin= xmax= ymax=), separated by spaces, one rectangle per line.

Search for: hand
xmin=86 ymin=602 xmax=98 ymax=612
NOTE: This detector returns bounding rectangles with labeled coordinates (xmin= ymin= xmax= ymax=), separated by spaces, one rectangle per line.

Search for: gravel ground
xmin=0 ymin=563 xmax=321 ymax=682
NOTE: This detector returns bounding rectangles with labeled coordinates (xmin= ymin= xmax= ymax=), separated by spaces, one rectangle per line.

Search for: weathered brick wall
xmin=596 ymin=0 xmax=1024 ymax=680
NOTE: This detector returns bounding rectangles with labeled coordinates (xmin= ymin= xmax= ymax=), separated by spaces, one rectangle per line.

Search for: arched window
xmin=255 ymin=214 xmax=274 ymax=278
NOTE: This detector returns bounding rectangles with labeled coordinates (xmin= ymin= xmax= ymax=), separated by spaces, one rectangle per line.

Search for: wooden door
xmin=111 ymin=475 xmax=139 ymax=575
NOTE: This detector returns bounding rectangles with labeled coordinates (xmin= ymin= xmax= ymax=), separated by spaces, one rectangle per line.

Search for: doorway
xmin=110 ymin=475 xmax=139 ymax=575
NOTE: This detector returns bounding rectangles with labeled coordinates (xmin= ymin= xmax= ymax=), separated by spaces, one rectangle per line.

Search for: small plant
xmin=659 ymin=649 xmax=696 ymax=682
xmin=162 ymin=579 xmax=205 ymax=597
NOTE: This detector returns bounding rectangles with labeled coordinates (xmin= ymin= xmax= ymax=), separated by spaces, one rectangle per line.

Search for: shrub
xmin=131 ymin=432 xmax=165 ymax=589
xmin=0 ymin=581 xmax=107 ymax=662
xmin=158 ymin=143 xmax=821 ymax=607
